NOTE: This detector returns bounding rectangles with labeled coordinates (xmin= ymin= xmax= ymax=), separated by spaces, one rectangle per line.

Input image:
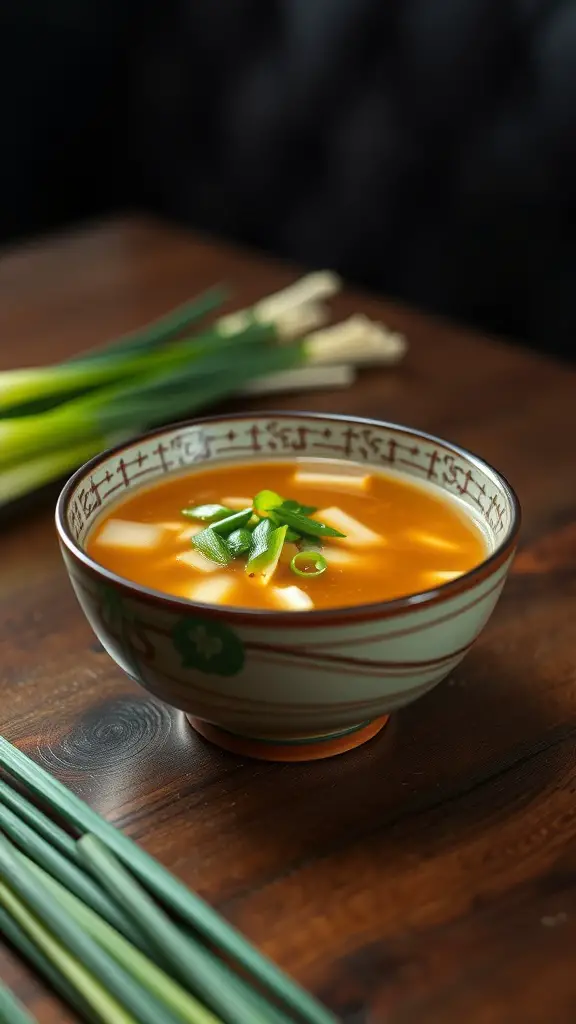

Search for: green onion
xmin=271 ymin=508 xmax=345 ymax=539
xmin=24 ymin=854 xmax=291 ymax=1024
xmin=0 ymin=288 xmax=226 ymax=421
xmin=0 ymin=835 xmax=184 ymax=1024
xmin=246 ymin=524 xmax=288 ymax=582
xmin=245 ymin=518 xmax=274 ymax=562
xmin=0 ymin=883 xmax=140 ymax=1024
xmin=285 ymin=528 xmax=302 ymax=543
xmin=191 ymin=529 xmax=233 ymax=566
xmin=0 ymin=437 xmax=120 ymax=507
xmin=210 ymin=509 xmax=253 ymax=536
xmin=0 ymin=979 xmax=37 ymax=1024
xmin=20 ymin=853 xmax=221 ymax=1024
xmin=0 ymin=292 xmax=229 ymax=415
xmin=0 ymin=906 xmax=99 ymax=1024
xmin=0 ymin=802 xmax=139 ymax=944
xmin=78 ymin=835 xmax=269 ymax=1024
xmin=0 ymin=737 xmax=337 ymax=1024
xmin=226 ymin=528 xmax=253 ymax=558
xmin=180 ymin=505 xmax=234 ymax=522
xmin=253 ymin=489 xmax=284 ymax=514
xmin=0 ymin=779 xmax=79 ymax=862
xmin=280 ymin=499 xmax=318 ymax=515
xmin=68 ymin=287 xmax=226 ymax=366
xmin=290 ymin=551 xmax=328 ymax=577
xmin=0 ymin=332 xmax=302 ymax=469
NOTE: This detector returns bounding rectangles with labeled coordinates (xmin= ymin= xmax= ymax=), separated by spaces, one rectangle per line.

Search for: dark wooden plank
xmin=1 ymin=215 xmax=576 ymax=1023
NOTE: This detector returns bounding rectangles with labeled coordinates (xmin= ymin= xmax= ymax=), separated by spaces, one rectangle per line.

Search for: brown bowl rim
xmin=55 ymin=411 xmax=521 ymax=628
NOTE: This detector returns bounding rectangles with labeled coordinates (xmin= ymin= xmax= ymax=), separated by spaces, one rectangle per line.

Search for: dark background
xmin=1 ymin=0 xmax=575 ymax=356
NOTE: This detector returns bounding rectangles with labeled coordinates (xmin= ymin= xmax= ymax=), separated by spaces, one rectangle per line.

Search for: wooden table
xmin=2 ymin=217 xmax=576 ymax=1024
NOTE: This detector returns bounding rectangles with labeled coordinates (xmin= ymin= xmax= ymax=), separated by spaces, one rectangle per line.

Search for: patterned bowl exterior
xmin=56 ymin=413 xmax=520 ymax=741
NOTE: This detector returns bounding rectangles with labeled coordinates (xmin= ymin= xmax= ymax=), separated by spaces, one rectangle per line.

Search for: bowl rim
xmin=55 ymin=411 xmax=521 ymax=627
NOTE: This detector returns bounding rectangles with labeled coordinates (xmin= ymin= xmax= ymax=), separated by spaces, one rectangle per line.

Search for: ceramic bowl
xmin=56 ymin=412 xmax=520 ymax=762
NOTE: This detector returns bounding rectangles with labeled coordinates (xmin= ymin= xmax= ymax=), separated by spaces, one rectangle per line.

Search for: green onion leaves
xmin=270 ymin=507 xmax=345 ymax=539
xmin=226 ymin=529 xmax=252 ymax=558
xmin=246 ymin=525 xmax=288 ymax=583
xmin=180 ymin=487 xmax=346 ymax=581
xmin=253 ymin=490 xmax=284 ymax=515
xmin=0 ymin=735 xmax=338 ymax=1024
xmin=210 ymin=509 xmax=254 ymax=535
xmin=191 ymin=529 xmax=233 ymax=566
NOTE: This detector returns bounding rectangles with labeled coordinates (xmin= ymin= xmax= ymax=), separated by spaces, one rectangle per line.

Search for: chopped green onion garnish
xmin=191 ymin=529 xmax=233 ymax=565
xmin=246 ymin=525 xmax=288 ymax=582
xmin=280 ymin=499 xmax=318 ymax=515
xmin=246 ymin=518 xmax=274 ymax=563
xmin=210 ymin=509 xmax=253 ymax=536
xmin=181 ymin=504 xmax=233 ymax=522
xmin=271 ymin=508 xmax=345 ymax=539
xmin=290 ymin=551 xmax=328 ymax=578
xmin=253 ymin=490 xmax=284 ymax=515
xmin=226 ymin=528 xmax=253 ymax=558
xmin=285 ymin=528 xmax=302 ymax=543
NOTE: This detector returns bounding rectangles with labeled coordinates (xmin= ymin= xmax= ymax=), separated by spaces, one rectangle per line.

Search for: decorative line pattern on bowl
xmin=64 ymin=415 xmax=512 ymax=545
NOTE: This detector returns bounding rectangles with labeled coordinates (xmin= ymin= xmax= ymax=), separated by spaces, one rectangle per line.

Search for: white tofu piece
xmin=177 ymin=524 xmax=203 ymax=542
xmin=316 ymin=507 xmax=383 ymax=548
xmin=160 ymin=521 xmax=187 ymax=532
xmin=221 ymin=496 xmax=253 ymax=510
xmin=323 ymin=545 xmax=364 ymax=567
xmin=97 ymin=520 xmax=165 ymax=550
xmin=293 ymin=467 xmax=371 ymax=492
xmin=176 ymin=549 xmax=221 ymax=573
xmin=272 ymin=586 xmax=314 ymax=611
xmin=406 ymin=529 xmax=462 ymax=553
xmin=188 ymin=576 xmax=236 ymax=605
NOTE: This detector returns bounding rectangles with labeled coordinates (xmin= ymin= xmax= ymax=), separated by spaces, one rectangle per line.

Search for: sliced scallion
xmin=210 ymin=509 xmax=253 ymax=536
xmin=191 ymin=529 xmax=233 ymax=566
xmin=280 ymin=498 xmax=318 ymax=515
xmin=271 ymin=507 xmax=345 ymax=539
xmin=253 ymin=489 xmax=284 ymax=514
xmin=285 ymin=527 xmax=302 ymax=543
xmin=226 ymin=528 xmax=253 ymax=558
xmin=290 ymin=551 xmax=328 ymax=577
xmin=245 ymin=518 xmax=273 ymax=563
xmin=246 ymin=525 xmax=288 ymax=583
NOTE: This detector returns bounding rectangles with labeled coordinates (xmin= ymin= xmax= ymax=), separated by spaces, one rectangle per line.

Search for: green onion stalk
xmin=0 ymin=737 xmax=338 ymax=1024
xmin=0 ymin=318 xmax=264 ymax=415
xmin=0 ymin=273 xmax=344 ymax=508
xmin=0 ymin=287 xmax=227 ymax=420
xmin=0 ymin=328 xmax=302 ymax=478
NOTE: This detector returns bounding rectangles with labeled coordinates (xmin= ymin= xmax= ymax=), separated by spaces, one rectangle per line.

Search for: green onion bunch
xmin=0 ymin=736 xmax=337 ymax=1024
xmin=0 ymin=273 xmax=344 ymax=510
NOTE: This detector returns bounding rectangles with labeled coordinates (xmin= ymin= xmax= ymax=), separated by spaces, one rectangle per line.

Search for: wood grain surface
xmin=2 ymin=217 xmax=576 ymax=1024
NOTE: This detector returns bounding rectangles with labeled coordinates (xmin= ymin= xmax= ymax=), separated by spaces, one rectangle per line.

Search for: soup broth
xmin=87 ymin=459 xmax=489 ymax=611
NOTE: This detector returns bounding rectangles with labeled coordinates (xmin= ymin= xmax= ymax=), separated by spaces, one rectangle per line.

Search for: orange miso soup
xmin=87 ymin=459 xmax=489 ymax=611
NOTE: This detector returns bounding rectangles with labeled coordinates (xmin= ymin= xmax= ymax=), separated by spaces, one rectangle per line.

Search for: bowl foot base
xmin=186 ymin=715 xmax=389 ymax=762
